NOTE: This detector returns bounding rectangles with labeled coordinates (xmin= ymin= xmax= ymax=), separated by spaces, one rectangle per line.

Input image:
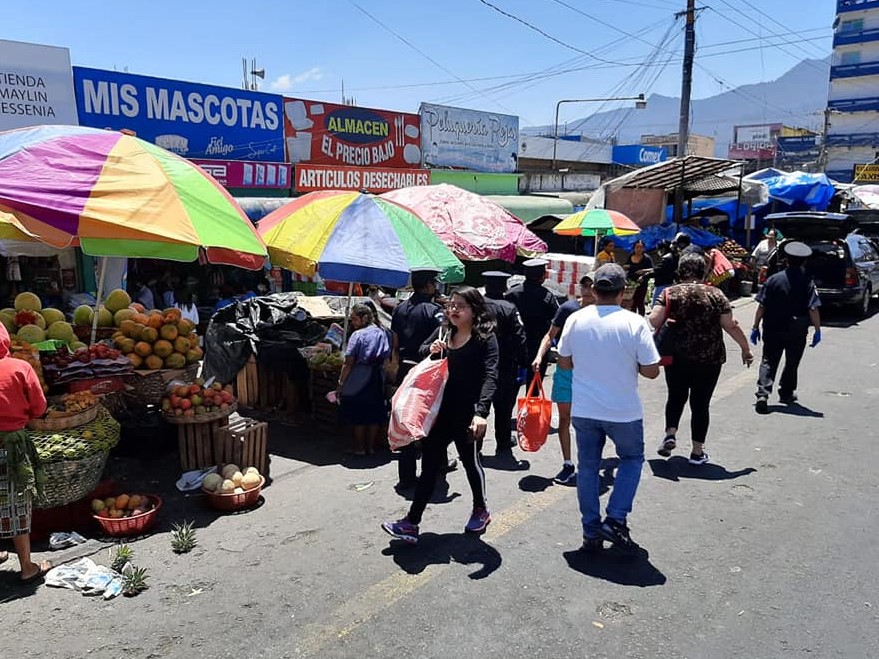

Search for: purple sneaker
xmin=465 ymin=507 xmax=491 ymax=533
xmin=381 ymin=518 xmax=419 ymax=544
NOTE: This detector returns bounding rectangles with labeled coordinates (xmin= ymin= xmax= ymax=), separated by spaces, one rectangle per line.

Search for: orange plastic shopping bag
xmin=516 ymin=374 xmax=552 ymax=452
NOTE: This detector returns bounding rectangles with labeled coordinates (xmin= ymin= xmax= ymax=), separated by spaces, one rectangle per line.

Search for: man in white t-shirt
xmin=557 ymin=263 xmax=661 ymax=553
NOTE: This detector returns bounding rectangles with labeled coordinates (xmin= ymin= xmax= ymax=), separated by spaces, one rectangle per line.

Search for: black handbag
xmin=653 ymin=288 xmax=678 ymax=365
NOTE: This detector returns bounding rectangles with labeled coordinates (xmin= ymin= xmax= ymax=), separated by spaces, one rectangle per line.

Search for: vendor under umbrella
xmin=0 ymin=323 xmax=51 ymax=584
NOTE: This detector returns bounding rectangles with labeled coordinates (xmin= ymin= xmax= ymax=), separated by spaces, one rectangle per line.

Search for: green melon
xmin=96 ymin=306 xmax=114 ymax=327
xmin=103 ymin=289 xmax=132 ymax=314
xmin=47 ymin=321 xmax=75 ymax=343
xmin=0 ymin=313 xmax=15 ymax=334
xmin=113 ymin=308 xmax=135 ymax=327
xmin=41 ymin=308 xmax=66 ymax=326
xmin=73 ymin=305 xmax=94 ymax=327
xmin=16 ymin=324 xmax=46 ymax=344
xmin=33 ymin=314 xmax=47 ymax=330
xmin=14 ymin=292 xmax=42 ymax=312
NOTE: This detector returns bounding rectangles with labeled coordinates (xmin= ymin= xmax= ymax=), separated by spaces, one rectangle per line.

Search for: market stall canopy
xmin=256 ymin=191 xmax=465 ymax=287
xmin=485 ymin=194 xmax=574 ymax=223
xmin=0 ymin=125 xmax=267 ymax=269
xmin=381 ymin=183 xmax=547 ymax=262
xmin=586 ymin=155 xmax=743 ymax=211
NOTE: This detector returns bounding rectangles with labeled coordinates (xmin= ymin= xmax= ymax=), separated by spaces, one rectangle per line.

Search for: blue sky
xmin=6 ymin=0 xmax=834 ymax=127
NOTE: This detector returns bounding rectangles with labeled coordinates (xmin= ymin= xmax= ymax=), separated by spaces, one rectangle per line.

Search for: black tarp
xmin=202 ymin=293 xmax=328 ymax=384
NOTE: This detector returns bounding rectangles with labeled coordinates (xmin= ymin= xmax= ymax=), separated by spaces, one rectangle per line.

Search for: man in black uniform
xmin=390 ymin=268 xmax=450 ymax=490
xmin=482 ymin=271 xmax=528 ymax=457
xmin=505 ymin=258 xmax=560 ymax=388
xmin=750 ymin=241 xmax=822 ymax=414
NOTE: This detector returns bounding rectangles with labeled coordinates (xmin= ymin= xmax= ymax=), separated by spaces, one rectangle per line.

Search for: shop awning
xmin=604 ymin=155 xmax=742 ymax=192
xmin=485 ymin=195 xmax=574 ymax=223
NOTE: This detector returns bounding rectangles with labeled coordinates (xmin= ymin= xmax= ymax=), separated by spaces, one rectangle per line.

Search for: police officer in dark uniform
xmin=750 ymin=241 xmax=822 ymax=414
xmin=482 ymin=271 xmax=528 ymax=457
xmin=390 ymin=268 xmax=450 ymax=490
xmin=505 ymin=258 xmax=560 ymax=388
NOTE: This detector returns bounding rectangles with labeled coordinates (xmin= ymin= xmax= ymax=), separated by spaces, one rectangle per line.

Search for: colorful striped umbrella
xmin=552 ymin=208 xmax=641 ymax=237
xmin=257 ymin=191 xmax=465 ymax=287
xmin=0 ymin=125 xmax=266 ymax=269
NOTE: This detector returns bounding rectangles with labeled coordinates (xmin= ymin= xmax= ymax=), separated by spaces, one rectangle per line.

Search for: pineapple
xmin=122 ymin=565 xmax=149 ymax=596
xmin=170 ymin=520 xmax=197 ymax=554
xmin=110 ymin=544 xmax=134 ymax=573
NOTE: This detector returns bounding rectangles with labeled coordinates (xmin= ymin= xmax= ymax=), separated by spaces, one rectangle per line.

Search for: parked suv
xmin=759 ymin=212 xmax=879 ymax=317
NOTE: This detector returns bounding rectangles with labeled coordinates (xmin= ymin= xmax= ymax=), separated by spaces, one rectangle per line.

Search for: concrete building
xmin=641 ymin=133 xmax=716 ymax=158
xmin=825 ymin=0 xmax=879 ymax=182
xmin=729 ymin=124 xmax=818 ymax=172
xmin=516 ymin=135 xmax=612 ymax=193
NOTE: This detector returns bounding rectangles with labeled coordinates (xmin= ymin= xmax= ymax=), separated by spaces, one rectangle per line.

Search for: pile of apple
xmin=162 ymin=379 xmax=236 ymax=418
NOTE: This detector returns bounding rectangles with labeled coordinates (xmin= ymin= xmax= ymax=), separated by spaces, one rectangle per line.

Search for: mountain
xmin=523 ymin=58 xmax=831 ymax=157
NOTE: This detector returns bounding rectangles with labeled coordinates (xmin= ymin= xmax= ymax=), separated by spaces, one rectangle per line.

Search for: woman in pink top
xmin=0 ymin=323 xmax=51 ymax=583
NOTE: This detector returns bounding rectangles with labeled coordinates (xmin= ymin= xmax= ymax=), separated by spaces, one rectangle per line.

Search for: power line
xmin=346 ymin=0 xmax=517 ymax=115
xmin=724 ymin=0 xmax=828 ymax=59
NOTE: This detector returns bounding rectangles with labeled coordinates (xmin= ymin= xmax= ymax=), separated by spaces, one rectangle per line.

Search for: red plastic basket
xmin=201 ymin=476 xmax=264 ymax=511
xmin=92 ymin=495 xmax=162 ymax=536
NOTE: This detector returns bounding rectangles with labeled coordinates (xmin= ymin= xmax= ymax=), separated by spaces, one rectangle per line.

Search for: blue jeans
xmin=572 ymin=417 xmax=645 ymax=539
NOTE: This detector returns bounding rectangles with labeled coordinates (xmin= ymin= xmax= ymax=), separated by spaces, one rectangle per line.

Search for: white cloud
xmin=270 ymin=67 xmax=323 ymax=91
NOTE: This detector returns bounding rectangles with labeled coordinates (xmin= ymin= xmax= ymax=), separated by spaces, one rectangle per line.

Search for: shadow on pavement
xmin=767 ymin=403 xmax=824 ymax=418
xmin=648 ymin=457 xmax=757 ymax=482
xmin=0 ymin=573 xmax=43 ymax=604
xmin=393 ymin=478 xmax=461 ymax=505
xmin=481 ymin=454 xmax=530 ymax=472
xmin=383 ymin=532 xmax=502 ymax=580
xmin=518 ymin=475 xmax=555 ymax=492
xmin=820 ymin=304 xmax=877 ymax=329
xmin=563 ymin=547 xmax=666 ymax=587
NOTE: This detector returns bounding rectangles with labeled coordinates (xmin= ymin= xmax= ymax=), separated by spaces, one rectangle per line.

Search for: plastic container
xmin=92 ymin=495 xmax=162 ymax=536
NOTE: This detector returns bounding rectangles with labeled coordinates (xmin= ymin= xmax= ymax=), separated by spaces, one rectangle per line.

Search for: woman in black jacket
xmin=382 ymin=286 xmax=499 ymax=544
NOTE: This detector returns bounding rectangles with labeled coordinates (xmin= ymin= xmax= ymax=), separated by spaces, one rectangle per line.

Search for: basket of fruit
xmin=92 ymin=494 xmax=162 ymax=537
xmin=30 ymin=407 xmax=121 ymax=509
xmin=162 ymin=382 xmax=238 ymax=424
xmin=28 ymin=392 xmax=100 ymax=431
xmin=201 ymin=464 xmax=264 ymax=511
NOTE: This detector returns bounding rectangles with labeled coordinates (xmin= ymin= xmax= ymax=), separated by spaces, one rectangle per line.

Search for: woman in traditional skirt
xmin=0 ymin=323 xmax=51 ymax=583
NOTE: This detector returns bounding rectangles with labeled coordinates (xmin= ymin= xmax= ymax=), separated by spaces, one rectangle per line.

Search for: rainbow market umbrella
xmin=553 ymin=208 xmax=641 ymax=255
xmin=257 ymin=191 xmax=465 ymax=287
xmin=0 ymin=125 xmax=267 ymax=269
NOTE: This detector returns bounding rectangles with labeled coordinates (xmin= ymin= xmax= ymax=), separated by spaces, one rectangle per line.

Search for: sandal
xmin=20 ymin=560 xmax=52 ymax=585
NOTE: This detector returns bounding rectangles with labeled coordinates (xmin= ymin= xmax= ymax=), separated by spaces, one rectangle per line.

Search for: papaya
xmin=173 ymin=336 xmax=191 ymax=354
xmin=145 ymin=355 xmax=164 ymax=370
xmin=141 ymin=327 xmax=158 ymax=343
xmin=159 ymin=323 xmax=178 ymax=341
xmin=177 ymin=319 xmax=195 ymax=336
xmin=153 ymin=339 xmax=173 ymax=358
xmin=127 ymin=353 xmax=144 ymax=369
xmin=134 ymin=341 xmax=153 ymax=358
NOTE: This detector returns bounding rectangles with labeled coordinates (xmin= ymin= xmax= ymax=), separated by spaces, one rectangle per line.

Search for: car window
xmin=848 ymin=237 xmax=869 ymax=262
xmin=863 ymin=241 xmax=879 ymax=262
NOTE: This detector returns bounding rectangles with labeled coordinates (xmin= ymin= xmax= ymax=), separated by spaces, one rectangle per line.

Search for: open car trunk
xmin=807 ymin=241 xmax=848 ymax=289
xmin=768 ymin=212 xmax=853 ymax=242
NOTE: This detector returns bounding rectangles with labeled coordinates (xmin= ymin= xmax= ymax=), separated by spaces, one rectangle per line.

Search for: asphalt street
xmin=3 ymin=299 xmax=878 ymax=659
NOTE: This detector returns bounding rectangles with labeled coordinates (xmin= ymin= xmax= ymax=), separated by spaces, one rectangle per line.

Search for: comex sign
xmin=73 ymin=67 xmax=285 ymax=162
xmin=612 ymin=145 xmax=667 ymax=166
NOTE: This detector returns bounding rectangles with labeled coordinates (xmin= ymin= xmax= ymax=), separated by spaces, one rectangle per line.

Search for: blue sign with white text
xmin=73 ymin=67 xmax=285 ymax=162
xmin=613 ymin=144 xmax=667 ymax=166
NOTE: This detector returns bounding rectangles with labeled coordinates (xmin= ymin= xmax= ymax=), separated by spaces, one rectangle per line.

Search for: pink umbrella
xmin=381 ymin=183 xmax=547 ymax=262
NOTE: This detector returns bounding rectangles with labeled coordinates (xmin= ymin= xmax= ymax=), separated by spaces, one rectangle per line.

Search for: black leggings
xmin=664 ymin=362 xmax=722 ymax=445
xmin=408 ymin=426 xmax=486 ymax=525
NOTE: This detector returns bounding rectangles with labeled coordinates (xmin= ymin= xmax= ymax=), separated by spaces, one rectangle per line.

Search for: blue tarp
xmin=746 ymin=171 xmax=836 ymax=210
xmin=612 ymin=224 xmax=724 ymax=252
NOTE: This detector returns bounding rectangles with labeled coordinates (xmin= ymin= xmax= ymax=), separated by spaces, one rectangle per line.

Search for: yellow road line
xmin=295 ymin=486 xmax=568 ymax=655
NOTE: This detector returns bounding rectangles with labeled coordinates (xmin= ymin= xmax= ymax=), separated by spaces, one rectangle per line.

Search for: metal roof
xmin=608 ymin=156 xmax=742 ymax=192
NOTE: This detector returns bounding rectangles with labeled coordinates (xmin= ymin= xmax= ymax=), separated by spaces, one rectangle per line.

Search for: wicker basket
xmin=28 ymin=404 xmax=99 ymax=431
xmin=201 ymin=476 xmax=264 ymax=511
xmin=164 ymin=403 xmax=236 ymax=425
xmin=92 ymin=495 xmax=162 ymax=537
xmin=129 ymin=363 xmax=201 ymax=406
xmin=36 ymin=450 xmax=109 ymax=510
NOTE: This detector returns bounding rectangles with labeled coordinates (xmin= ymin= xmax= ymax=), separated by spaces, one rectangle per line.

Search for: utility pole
xmin=674 ymin=0 xmax=697 ymax=226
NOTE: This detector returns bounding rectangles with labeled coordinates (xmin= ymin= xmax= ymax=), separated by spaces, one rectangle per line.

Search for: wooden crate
xmin=308 ymin=368 xmax=340 ymax=433
xmin=234 ymin=356 xmax=259 ymax=407
xmin=234 ymin=356 xmax=301 ymax=411
xmin=177 ymin=417 xmax=230 ymax=471
xmin=214 ymin=415 xmax=269 ymax=476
